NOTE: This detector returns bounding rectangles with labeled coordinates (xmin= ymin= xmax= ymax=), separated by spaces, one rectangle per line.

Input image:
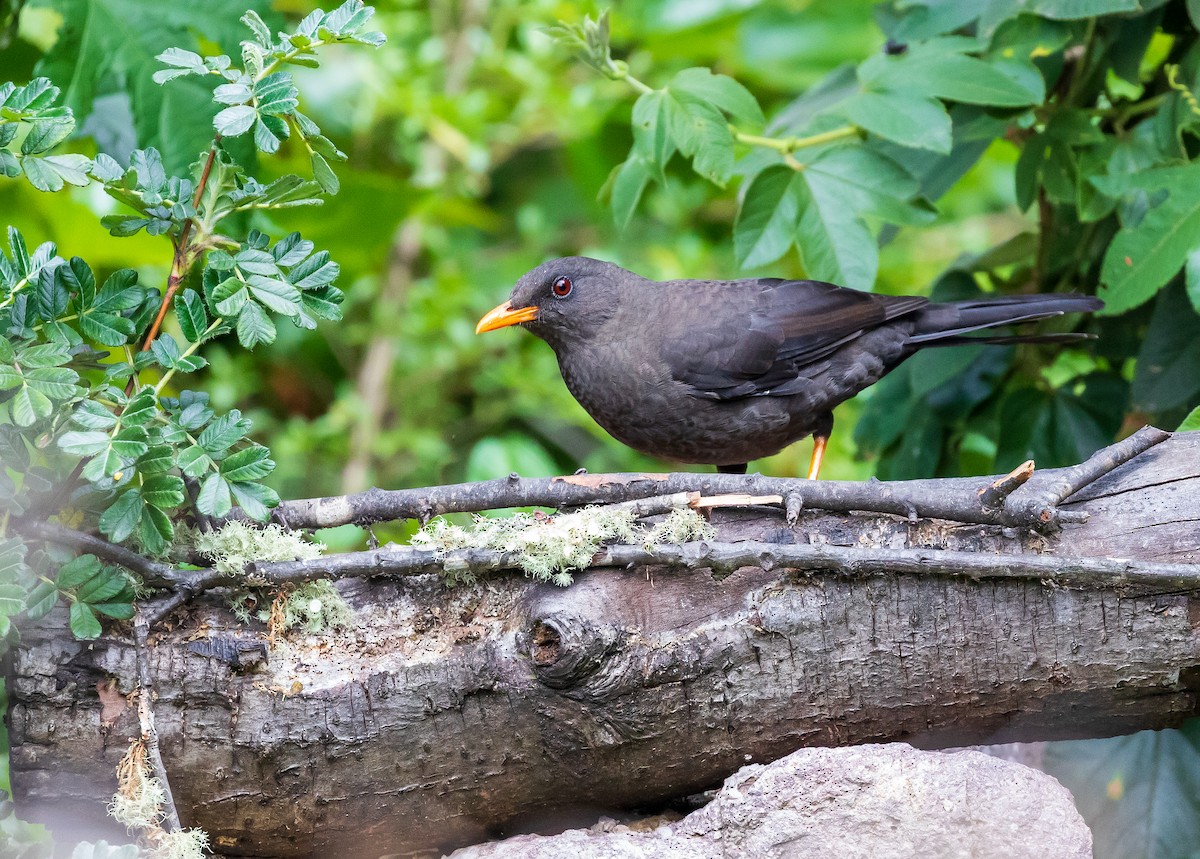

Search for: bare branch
xmin=132 ymin=610 xmax=181 ymax=832
xmin=243 ymin=539 xmax=1200 ymax=594
xmin=16 ymin=520 xmax=182 ymax=586
xmin=1003 ymin=426 xmax=1171 ymax=529
xmin=264 ymin=428 xmax=1172 ymax=533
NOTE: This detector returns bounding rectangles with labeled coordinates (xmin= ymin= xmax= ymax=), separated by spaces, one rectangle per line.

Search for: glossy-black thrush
xmin=477 ymin=257 xmax=1103 ymax=478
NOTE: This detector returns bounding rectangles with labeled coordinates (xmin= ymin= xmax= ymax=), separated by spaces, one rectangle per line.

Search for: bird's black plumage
xmin=477 ymin=257 xmax=1103 ymax=474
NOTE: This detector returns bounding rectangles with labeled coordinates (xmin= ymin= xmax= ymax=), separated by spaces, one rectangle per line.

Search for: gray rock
xmin=448 ymin=743 xmax=1091 ymax=859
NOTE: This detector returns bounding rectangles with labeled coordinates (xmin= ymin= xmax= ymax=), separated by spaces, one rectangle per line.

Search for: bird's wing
xmin=667 ymin=279 xmax=928 ymax=400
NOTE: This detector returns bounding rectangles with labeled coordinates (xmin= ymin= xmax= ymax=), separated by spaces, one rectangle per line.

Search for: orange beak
xmin=476 ymin=301 xmax=539 ymax=334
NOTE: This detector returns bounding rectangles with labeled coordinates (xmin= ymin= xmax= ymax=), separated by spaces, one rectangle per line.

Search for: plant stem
xmin=153 ymin=317 xmax=224 ymax=396
xmin=734 ymin=125 xmax=859 ymax=153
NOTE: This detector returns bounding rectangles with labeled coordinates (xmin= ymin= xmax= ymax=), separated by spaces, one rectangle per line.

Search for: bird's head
xmin=475 ymin=256 xmax=631 ymax=348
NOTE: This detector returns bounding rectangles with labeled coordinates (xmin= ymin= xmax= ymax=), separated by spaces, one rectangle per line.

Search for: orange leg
xmin=807 ymin=435 xmax=828 ymax=481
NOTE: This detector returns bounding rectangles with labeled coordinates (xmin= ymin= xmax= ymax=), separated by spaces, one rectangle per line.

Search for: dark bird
xmin=476 ymin=257 xmax=1103 ymax=479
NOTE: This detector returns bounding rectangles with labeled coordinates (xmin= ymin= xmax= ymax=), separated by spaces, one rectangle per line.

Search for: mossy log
xmin=7 ymin=432 xmax=1200 ymax=858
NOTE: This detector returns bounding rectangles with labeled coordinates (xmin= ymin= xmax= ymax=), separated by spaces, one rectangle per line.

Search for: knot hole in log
xmin=526 ymin=615 xmax=622 ymax=690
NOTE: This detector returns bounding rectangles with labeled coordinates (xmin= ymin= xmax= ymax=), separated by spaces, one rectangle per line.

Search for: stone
xmin=448 ymin=743 xmax=1092 ymax=859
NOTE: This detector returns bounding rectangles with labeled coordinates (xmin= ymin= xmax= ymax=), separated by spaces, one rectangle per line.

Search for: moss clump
xmin=413 ymin=506 xmax=639 ymax=586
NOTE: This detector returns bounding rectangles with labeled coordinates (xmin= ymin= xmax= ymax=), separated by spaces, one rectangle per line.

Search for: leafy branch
xmin=0 ymin=1 xmax=385 ymax=647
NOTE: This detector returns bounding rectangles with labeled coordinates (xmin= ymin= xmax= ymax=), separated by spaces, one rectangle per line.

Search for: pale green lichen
xmin=153 ymin=828 xmax=210 ymax=859
xmin=177 ymin=522 xmax=348 ymax=637
xmin=277 ymin=580 xmax=352 ymax=634
xmin=108 ymin=775 xmax=165 ymax=829
xmin=182 ymin=521 xmax=325 ymax=575
xmin=644 ymin=508 xmax=716 ymax=546
xmin=414 ymin=505 xmax=715 ymax=587
xmin=413 ymin=506 xmax=639 ymax=586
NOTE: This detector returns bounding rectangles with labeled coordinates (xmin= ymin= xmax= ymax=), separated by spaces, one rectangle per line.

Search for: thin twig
xmin=978 ymin=460 xmax=1035 ymax=511
xmin=16 ymin=520 xmax=182 ymax=586
xmin=132 ymin=610 xmax=182 ymax=832
xmin=1003 ymin=426 xmax=1171 ymax=530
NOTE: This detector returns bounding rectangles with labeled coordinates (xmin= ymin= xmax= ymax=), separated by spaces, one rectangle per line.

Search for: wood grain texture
xmin=8 ymin=434 xmax=1200 ymax=857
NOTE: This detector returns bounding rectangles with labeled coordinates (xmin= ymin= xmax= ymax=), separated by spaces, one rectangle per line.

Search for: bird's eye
xmin=552 ymin=276 xmax=573 ymax=298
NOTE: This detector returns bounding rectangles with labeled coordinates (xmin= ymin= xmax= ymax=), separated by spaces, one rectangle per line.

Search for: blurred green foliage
xmin=0 ymin=1 xmax=1195 ymax=854
xmin=0 ymin=0 xmax=1088 ymax=522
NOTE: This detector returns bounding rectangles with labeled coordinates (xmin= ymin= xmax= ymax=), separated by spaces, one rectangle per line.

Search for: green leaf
xmin=1184 ymin=247 xmax=1200 ymax=316
xmin=175 ymin=289 xmax=209 ymax=343
xmin=20 ymin=118 xmax=76 ymax=155
xmin=1034 ymin=0 xmax=1138 ymax=18
xmin=197 ymin=472 xmax=232 ymax=517
xmin=668 ymin=67 xmax=764 ymax=127
xmin=254 ymin=72 xmax=299 ymax=115
xmin=141 ymin=473 xmax=185 ymax=509
xmin=71 ymin=399 xmax=117 ymax=429
xmin=213 ymin=82 xmax=253 ymax=105
xmin=99 ymin=488 xmax=145 ymax=542
xmin=56 ymin=553 xmax=101 ymax=589
xmin=177 ymin=444 xmax=215 ymax=477
xmin=793 ymin=175 xmax=877 ymax=291
xmin=254 ymin=114 xmax=289 ymax=153
xmin=79 ymin=310 xmax=135 ymax=346
xmin=609 ymin=156 xmax=651 ymax=231
xmin=242 ymin=9 xmax=273 ymax=45
xmin=35 ymin=265 xmax=69 ymax=320
xmin=630 ymin=89 xmax=675 ymax=181
xmin=1100 ymin=184 xmax=1200 ymax=315
xmin=229 ymin=479 xmax=279 ymax=521
xmin=1044 ymin=721 xmax=1200 ymax=859
xmin=24 ymin=581 xmax=58 ymax=619
xmin=21 ymin=154 xmax=92 ymax=192
xmin=58 ymin=430 xmax=112 ymax=456
xmin=1132 ymin=283 xmax=1200 ymax=414
xmin=235 ymin=300 xmax=276 ymax=347
xmin=63 ymin=256 xmax=97 ymax=306
xmin=219 ymin=445 xmax=274 ymax=481
xmin=156 ymin=46 xmax=206 ymax=72
xmin=69 ymin=601 xmax=102 ymax=639
xmin=287 ymin=252 xmax=339 ymax=289
xmin=93 ymin=598 xmax=137 ymax=620
xmin=138 ymin=503 xmax=173 ymax=555
xmin=247 ymin=275 xmax=301 ymax=315
xmin=76 ymin=568 xmax=128 ymax=604
xmin=110 ymin=425 xmax=149 ymax=459
xmin=136 ymin=444 xmax=174 ymax=474
xmin=198 ymin=409 xmax=250 ymax=452
xmin=214 ymin=104 xmax=257 ymax=136
xmin=859 ymin=37 xmax=1043 ymax=108
xmin=734 ymin=165 xmax=800 ymax=269
xmin=1179 ymin=406 xmax=1200 ymax=432
xmin=93 ymin=269 xmax=143 ymax=313
xmin=311 ymin=152 xmax=339 ymax=194
xmin=839 ymin=91 xmax=952 ymax=154
xmin=121 ymin=389 xmax=157 ymax=426
xmin=0 ymin=150 xmax=20 ymax=177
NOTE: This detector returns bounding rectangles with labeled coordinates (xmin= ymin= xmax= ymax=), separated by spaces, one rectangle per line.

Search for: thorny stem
xmin=136 ymin=137 xmax=222 ymax=356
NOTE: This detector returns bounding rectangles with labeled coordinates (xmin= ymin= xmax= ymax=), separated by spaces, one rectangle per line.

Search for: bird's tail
xmin=907 ymin=294 xmax=1103 ymax=346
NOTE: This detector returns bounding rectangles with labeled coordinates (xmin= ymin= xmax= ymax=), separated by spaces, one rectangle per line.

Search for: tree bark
xmin=7 ymin=433 xmax=1200 ymax=858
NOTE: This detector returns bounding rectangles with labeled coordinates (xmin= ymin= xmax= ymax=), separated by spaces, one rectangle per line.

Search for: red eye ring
xmin=552 ymin=275 xmax=572 ymax=298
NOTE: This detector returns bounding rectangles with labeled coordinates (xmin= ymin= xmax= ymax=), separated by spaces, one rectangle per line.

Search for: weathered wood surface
xmin=7 ymin=433 xmax=1200 ymax=858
